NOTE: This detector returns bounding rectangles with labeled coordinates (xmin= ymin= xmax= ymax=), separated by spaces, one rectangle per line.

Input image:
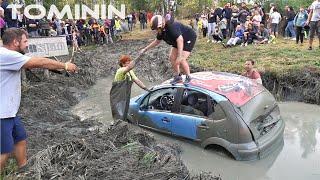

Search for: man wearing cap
xmin=140 ymin=15 xmax=197 ymax=85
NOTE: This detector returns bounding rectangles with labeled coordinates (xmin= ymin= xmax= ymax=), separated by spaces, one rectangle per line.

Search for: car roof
xmin=160 ymin=71 xmax=265 ymax=107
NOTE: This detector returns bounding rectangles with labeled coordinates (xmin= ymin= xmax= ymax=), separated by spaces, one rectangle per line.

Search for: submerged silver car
xmin=128 ymin=72 xmax=285 ymax=160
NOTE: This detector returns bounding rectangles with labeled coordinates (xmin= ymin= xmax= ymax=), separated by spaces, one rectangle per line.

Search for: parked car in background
xmin=128 ymin=71 xmax=285 ymax=160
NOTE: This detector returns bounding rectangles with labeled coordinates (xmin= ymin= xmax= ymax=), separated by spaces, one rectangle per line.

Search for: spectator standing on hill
xmin=207 ymin=8 xmax=217 ymax=43
xmin=285 ymin=6 xmax=296 ymax=40
xmin=127 ymin=13 xmax=133 ymax=31
xmin=242 ymin=60 xmax=262 ymax=84
xmin=202 ymin=16 xmax=208 ymax=38
xmin=270 ymin=8 xmax=282 ymax=37
xmin=219 ymin=18 xmax=228 ymax=39
xmin=223 ymin=3 xmax=232 ymax=37
xmin=294 ymin=7 xmax=308 ymax=45
xmin=252 ymin=2 xmax=264 ymax=17
xmin=139 ymin=10 xmax=147 ymax=30
xmin=306 ymin=0 xmax=320 ymax=50
xmin=230 ymin=5 xmax=239 ymax=37
xmin=252 ymin=10 xmax=262 ymax=32
xmin=26 ymin=18 xmax=38 ymax=37
xmin=238 ymin=3 xmax=250 ymax=28
xmin=197 ymin=16 xmax=203 ymax=39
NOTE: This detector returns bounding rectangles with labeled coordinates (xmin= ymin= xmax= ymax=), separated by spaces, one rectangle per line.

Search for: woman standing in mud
xmin=110 ymin=55 xmax=149 ymax=120
xmin=139 ymin=15 xmax=197 ymax=85
xmin=0 ymin=28 xmax=78 ymax=171
xmin=114 ymin=55 xmax=148 ymax=89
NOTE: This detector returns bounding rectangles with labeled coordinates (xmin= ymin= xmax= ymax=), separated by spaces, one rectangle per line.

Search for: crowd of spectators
xmin=192 ymin=1 xmax=320 ymax=50
xmin=0 ymin=0 xmax=157 ymax=48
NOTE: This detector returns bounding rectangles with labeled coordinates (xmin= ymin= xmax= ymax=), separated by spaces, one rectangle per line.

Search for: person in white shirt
xmin=306 ymin=0 xmax=320 ymax=50
xmin=0 ymin=28 xmax=78 ymax=171
xmin=270 ymin=8 xmax=282 ymax=37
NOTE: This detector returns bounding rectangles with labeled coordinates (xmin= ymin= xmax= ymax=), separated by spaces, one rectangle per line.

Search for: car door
xmin=170 ymin=88 xmax=209 ymax=140
xmin=196 ymin=98 xmax=229 ymax=142
xmin=136 ymin=87 xmax=178 ymax=134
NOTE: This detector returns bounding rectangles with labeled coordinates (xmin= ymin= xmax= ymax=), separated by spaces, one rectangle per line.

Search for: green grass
xmin=189 ymin=38 xmax=320 ymax=76
xmin=0 ymin=159 xmax=18 ymax=180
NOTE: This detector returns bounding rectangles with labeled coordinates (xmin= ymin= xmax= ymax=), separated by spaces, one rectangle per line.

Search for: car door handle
xmin=198 ymin=124 xmax=209 ymax=130
xmin=161 ymin=117 xmax=170 ymax=123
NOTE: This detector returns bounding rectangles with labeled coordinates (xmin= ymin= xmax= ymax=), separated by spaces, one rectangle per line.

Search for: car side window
xmin=179 ymin=89 xmax=209 ymax=117
xmin=140 ymin=88 xmax=177 ymax=111
xmin=208 ymin=100 xmax=227 ymax=120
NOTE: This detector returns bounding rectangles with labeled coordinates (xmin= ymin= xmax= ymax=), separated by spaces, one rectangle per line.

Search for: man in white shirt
xmin=306 ymin=0 xmax=320 ymax=50
xmin=270 ymin=8 xmax=282 ymax=37
xmin=0 ymin=28 xmax=78 ymax=171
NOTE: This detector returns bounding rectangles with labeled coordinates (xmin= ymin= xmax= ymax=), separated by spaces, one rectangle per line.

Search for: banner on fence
xmin=26 ymin=36 xmax=69 ymax=57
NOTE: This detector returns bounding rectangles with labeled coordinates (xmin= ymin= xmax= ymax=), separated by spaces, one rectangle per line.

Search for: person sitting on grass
xmin=242 ymin=60 xmax=262 ymax=84
xmin=257 ymin=24 xmax=270 ymax=44
xmin=241 ymin=23 xmax=258 ymax=46
xmin=223 ymin=25 xmax=244 ymax=48
xmin=212 ymin=26 xmax=223 ymax=43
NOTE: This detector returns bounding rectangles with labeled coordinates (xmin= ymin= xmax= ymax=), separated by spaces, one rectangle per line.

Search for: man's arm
xmin=306 ymin=9 xmax=313 ymax=25
xmin=22 ymin=57 xmax=77 ymax=72
xmin=140 ymin=39 xmax=161 ymax=53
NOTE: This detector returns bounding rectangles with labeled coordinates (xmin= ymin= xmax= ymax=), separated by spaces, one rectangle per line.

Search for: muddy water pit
xmin=73 ymin=76 xmax=320 ymax=180
xmin=14 ymin=39 xmax=320 ymax=179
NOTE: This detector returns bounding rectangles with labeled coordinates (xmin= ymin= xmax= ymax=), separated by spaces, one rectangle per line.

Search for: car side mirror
xmin=140 ymin=104 xmax=146 ymax=111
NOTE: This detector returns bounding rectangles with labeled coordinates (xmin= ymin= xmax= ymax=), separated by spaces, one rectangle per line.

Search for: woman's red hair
xmin=119 ymin=55 xmax=131 ymax=67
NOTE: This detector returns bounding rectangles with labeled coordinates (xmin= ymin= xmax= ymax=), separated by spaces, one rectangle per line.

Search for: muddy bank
xmin=6 ymin=40 xmax=221 ymax=179
xmin=263 ymin=69 xmax=320 ymax=105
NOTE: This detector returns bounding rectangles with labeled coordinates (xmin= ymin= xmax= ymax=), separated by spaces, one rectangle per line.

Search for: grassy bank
xmin=120 ymin=28 xmax=320 ymax=76
xmin=189 ymin=38 xmax=320 ymax=75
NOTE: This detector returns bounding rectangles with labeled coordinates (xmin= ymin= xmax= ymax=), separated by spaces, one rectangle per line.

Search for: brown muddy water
xmin=72 ymin=77 xmax=320 ymax=180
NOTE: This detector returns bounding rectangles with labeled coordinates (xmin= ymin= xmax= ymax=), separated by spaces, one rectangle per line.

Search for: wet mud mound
xmin=263 ymin=69 xmax=320 ymax=105
xmin=16 ymin=121 xmax=190 ymax=179
xmin=80 ymin=39 xmax=174 ymax=82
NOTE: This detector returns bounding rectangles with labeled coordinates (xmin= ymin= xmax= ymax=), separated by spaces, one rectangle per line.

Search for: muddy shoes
xmin=183 ymin=75 xmax=192 ymax=85
xmin=170 ymin=75 xmax=192 ymax=85
xmin=170 ymin=75 xmax=183 ymax=85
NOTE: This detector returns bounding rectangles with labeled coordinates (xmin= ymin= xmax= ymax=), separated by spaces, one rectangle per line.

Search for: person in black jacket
xmin=222 ymin=3 xmax=232 ymax=37
xmin=139 ymin=10 xmax=147 ymax=30
xmin=140 ymin=15 xmax=197 ymax=85
xmin=207 ymin=8 xmax=217 ymax=42
xmin=285 ymin=6 xmax=296 ymax=39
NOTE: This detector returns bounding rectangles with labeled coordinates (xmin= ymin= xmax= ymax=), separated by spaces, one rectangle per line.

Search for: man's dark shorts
xmin=1 ymin=116 xmax=27 ymax=154
xmin=309 ymin=21 xmax=320 ymax=39
xmin=173 ymin=33 xmax=197 ymax=52
xmin=271 ymin=23 xmax=279 ymax=33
